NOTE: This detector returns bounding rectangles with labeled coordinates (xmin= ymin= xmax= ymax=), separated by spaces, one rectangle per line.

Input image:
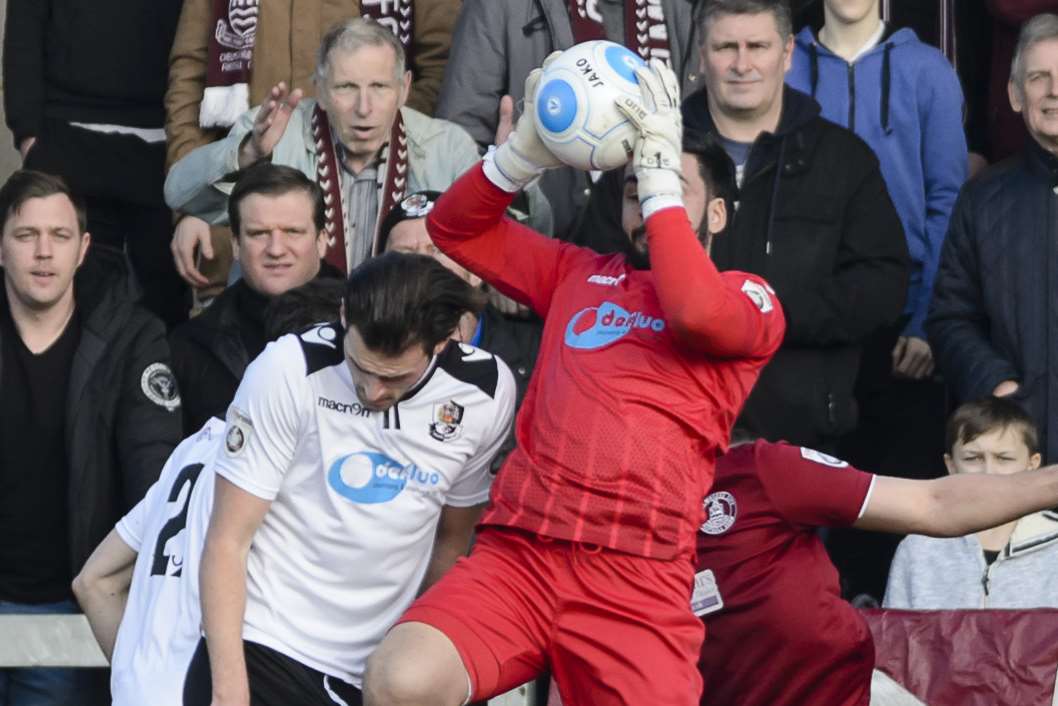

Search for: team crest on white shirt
xmin=429 ymin=400 xmax=465 ymax=442
xmin=701 ymin=491 xmax=738 ymax=535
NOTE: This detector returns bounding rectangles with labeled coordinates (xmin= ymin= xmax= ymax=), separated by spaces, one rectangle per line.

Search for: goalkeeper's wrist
xmin=636 ymin=168 xmax=683 ymax=219
xmin=482 ymin=143 xmax=543 ymax=193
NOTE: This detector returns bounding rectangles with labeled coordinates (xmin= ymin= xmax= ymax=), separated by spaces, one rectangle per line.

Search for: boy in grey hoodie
xmin=884 ymin=398 xmax=1058 ymax=609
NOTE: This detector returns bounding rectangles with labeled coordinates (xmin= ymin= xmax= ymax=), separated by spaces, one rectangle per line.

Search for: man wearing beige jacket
xmin=165 ymin=0 xmax=458 ymax=293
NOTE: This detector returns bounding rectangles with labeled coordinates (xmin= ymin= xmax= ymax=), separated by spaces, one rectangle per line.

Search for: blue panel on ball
xmin=604 ymin=44 xmax=645 ymax=84
xmin=537 ymin=79 xmax=578 ymax=134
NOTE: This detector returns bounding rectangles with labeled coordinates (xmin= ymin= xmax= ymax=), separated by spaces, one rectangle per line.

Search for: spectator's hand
xmin=891 ymin=336 xmax=934 ymax=380
xmin=494 ymin=95 xmax=515 ymax=147
xmin=993 ymin=380 xmax=1020 ymax=397
xmin=615 ymin=59 xmax=683 ymax=219
xmin=487 ymin=286 xmax=531 ymax=319
xmin=171 ymin=214 xmax=215 ymax=288
xmin=18 ymin=137 xmax=35 ymax=161
xmin=483 ymin=53 xmax=564 ymax=192
xmin=239 ymin=82 xmax=303 ymax=168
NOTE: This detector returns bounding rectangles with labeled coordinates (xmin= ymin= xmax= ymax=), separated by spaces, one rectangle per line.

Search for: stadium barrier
xmin=865 ymin=608 xmax=1058 ymax=706
xmin=0 ymin=615 xmax=534 ymax=705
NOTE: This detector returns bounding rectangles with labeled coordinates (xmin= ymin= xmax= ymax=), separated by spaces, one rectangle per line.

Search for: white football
xmin=535 ymin=40 xmax=646 ymax=172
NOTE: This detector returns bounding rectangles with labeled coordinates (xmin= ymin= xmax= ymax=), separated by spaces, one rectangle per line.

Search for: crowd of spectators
xmin=5 ymin=0 xmax=1058 ymax=703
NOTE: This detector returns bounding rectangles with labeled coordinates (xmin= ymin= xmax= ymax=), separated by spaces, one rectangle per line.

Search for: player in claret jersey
xmin=364 ymin=59 xmax=785 ymax=706
xmin=696 ymin=423 xmax=1058 ymax=706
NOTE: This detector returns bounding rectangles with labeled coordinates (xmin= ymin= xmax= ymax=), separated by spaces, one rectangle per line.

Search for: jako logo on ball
xmin=536 ymin=41 xmax=646 ymax=171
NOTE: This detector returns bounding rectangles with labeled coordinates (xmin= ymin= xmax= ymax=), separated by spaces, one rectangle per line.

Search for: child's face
xmin=823 ymin=0 xmax=881 ymax=26
xmin=944 ymin=426 xmax=1042 ymax=477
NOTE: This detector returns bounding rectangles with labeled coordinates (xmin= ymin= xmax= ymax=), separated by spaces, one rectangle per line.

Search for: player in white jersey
xmin=72 ymin=418 xmax=225 ymax=706
xmin=187 ymin=252 xmax=516 ymax=706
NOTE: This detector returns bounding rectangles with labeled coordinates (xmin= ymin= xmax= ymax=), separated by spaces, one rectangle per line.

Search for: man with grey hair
xmin=164 ymin=17 xmax=481 ymax=274
xmin=678 ymin=0 xmax=910 ymax=450
xmin=929 ymin=13 xmax=1058 ymax=464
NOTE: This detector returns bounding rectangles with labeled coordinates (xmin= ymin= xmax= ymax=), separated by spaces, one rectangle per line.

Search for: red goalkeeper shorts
xmin=395 ymin=526 xmax=704 ymax=705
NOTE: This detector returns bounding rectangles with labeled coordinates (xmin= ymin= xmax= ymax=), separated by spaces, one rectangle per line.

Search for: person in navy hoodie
xmin=786 ymin=0 xmax=968 ymax=601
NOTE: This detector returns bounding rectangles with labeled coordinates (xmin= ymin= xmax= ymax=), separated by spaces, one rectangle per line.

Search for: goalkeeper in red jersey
xmin=364 ymin=56 xmax=785 ymax=706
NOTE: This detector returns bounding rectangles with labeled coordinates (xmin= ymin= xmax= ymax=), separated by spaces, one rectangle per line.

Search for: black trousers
xmin=23 ymin=119 xmax=188 ymax=327
xmin=183 ymin=638 xmax=363 ymax=706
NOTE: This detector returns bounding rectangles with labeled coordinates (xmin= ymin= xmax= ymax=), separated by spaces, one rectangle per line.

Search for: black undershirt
xmin=0 ymin=304 xmax=80 ymax=603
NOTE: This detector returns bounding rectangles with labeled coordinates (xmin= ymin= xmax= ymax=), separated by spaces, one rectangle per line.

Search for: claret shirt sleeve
xmin=754 ymin=441 xmax=875 ymax=529
xmin=645 ymin=207 xmax=785 ymax=358
xmin=427 ymin=163 xmax=594 ymax=319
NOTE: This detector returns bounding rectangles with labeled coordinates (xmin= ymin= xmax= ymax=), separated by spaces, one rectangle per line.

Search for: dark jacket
xmin=0 ymin=246 xmax=183 ymax=574
xmin=682 ymin=86 xmax=910 ymax=445
xmin=3 ymin=0 xmax=184 ymax=143
xmin=477 ymin=305 xmax=543 ymax=472
xmin=927 ymin=138 xmax=1058 ymax=462
xmin=169 ymin=279 xmax=268 ymax=434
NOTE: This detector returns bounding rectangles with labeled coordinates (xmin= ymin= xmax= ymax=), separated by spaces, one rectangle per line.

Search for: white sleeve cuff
xmin=641 ymin=194 xmax=685 ymax=220
xmin=482 ymin=145 xmax=526 ymax=193
xmin=856 ymin=475 xmax=878 ymax=520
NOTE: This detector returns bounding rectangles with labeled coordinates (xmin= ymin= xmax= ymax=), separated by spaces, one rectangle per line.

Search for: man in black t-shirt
xmin=0 ymin=170 xmax=182 ymax=705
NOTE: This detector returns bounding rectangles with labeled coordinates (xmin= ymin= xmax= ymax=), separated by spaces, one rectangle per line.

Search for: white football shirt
xmin=213 ymin=324 xmax=515 ymax=685
xmin=110 ymin=418 xmax=224 ymax=706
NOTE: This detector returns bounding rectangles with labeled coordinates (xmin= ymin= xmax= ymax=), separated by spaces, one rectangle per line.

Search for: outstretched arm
xmin=856 ymin=468 xmax=1058 ymax=537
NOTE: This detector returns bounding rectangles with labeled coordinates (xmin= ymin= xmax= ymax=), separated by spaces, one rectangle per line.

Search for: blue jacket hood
xmin=787 ymin=24 xmax=968 ymax=339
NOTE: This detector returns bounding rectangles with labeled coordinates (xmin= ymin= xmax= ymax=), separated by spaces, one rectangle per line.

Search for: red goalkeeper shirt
xmin=695 ymin=441 xmax=876 ymax=706
xmin=428 ymin=166 xmax=785 ymax=559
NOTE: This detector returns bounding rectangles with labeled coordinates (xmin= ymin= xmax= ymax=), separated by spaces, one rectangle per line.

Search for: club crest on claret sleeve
xmin=799 ymin=447 xmax=849 ymax=468
xmin=429 ymin=400 xmax=465 ymax=442
xmin=701 ymin=491 xmax=737 ymax=535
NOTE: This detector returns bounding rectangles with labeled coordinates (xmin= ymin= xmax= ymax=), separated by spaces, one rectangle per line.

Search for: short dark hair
xmin=227 ymin=163 xmax=326 ymax=237
xmin=682 ymin=129 xmax=738 ymax=238
xmin=945 ymin=398 xmax=1040 ymax=456
xmin=0 ymin=170 xmax=87 ymax=235
xmin=343 ymin=251 xmax=486 ymax=356
xmin=702 ymin=0 xmax=793 ymax=39
xmin=265 ymin=277 xmax=345 ymax=340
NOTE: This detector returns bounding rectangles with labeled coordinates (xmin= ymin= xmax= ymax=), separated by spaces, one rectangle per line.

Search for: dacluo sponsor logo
xmin=327 ymin=451 xmax=441 ymax=504
xmin=564 ymin=301 xmax=665 ymax=350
